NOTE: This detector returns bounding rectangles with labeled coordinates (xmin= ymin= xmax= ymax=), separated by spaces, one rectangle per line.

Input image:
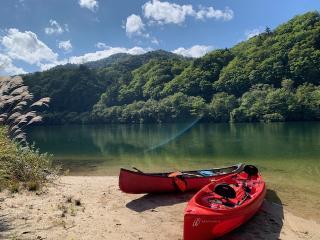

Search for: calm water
xmin=27 ymin=122 xmax=320 ymax=177
xmin=27 ymin=122 xmax=320 ymax=219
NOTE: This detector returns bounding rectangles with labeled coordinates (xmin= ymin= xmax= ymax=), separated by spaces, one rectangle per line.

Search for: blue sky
xmin=0 ymin=0 xmax=319 ymax=75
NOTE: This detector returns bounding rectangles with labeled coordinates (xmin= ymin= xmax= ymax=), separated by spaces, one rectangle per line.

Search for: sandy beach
xmin=0 ymin=176 xmax=319 ymax=240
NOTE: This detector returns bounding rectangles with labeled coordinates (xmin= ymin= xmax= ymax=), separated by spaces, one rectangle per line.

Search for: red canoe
xmin=184 ymin=165 xmax=266 ymax=240
xmin=119 ymin=163 xmax=243 ymax=194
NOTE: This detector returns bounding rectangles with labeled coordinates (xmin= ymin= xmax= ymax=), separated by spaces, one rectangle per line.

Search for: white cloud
xmin=245 ymin=28 xmax=264 ymax=39
xmin=125 ymin=14 xmax=145 ymax=36
xmin=194 ymin=6 xmax=233 ymax=21
xmin=124 ymin=14 xmax=159 ymax=44
xmin=95 ymin=42 xmax=108 ymax=49
xmin=68 ymin=46 xmax=149 ymax=64
xmin=45 ymin=20 xmax=68 ymax=35
xmin=58 ymin=40 xmax=73 ymax=52
xmin=0 ymin=53 xmax=26 ymax=75
xmin=0 ymin=28 xmax=152 ymax=74
xmin=142 ymin=0 xmax=233 ymax=25
xmin=1 ymin=28 xmax=58 ymax=65
xmin=151 ymin=38 xmax=159 ymax=45
xmin=78 ymin=0 xmax=98 ymax=11
xmin=40 ymin=46 xmax=152 ymax=71
xmin=143 ymin=0 xmax=193 ymax=25
xmin=172 ymin=45 xmax=212 ymax=58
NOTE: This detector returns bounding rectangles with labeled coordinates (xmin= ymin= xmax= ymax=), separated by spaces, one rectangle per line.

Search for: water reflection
xmin=27 ymin=122 xmax=320 ymax=176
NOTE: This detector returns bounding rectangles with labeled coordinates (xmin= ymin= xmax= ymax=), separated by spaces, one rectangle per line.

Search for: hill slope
xmin=23 ymin=12 xmax=320 ymax=124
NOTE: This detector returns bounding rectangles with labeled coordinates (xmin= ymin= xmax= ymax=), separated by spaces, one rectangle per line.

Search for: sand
xmin=0 ymin=176 xmax=319 ymax=240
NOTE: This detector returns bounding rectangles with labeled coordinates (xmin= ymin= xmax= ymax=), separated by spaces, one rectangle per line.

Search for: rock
xmin=74 ymin=199 xmax=81 ymax=206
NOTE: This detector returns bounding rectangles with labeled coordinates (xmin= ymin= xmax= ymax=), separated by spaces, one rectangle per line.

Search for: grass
xmin=0 ymin=76 xmax=58 ymax=191
xmin=0 ymin=126 xmax=59 ymax=191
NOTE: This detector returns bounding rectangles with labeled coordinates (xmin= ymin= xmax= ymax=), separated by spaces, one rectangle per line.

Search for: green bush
xmin=209 ymin=92 xmax=238 ymax=122
xmin=263 ymin=113 xmax=285 ymax=122
xmin=0 ymin=127 xmax=59 ymax=191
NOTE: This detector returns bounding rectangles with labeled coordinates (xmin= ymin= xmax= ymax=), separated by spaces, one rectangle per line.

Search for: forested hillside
xmin=23 ymin=12 xmax=320 ymax=124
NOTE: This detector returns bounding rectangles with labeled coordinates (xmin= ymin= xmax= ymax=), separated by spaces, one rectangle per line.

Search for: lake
xmin=27 ymin=122 xmax=320 ymax=220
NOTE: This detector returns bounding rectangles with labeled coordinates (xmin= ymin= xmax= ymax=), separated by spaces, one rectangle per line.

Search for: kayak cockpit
xmin=195 ymin=172 xmax=262 ymax=210
xmin=146 ymin=163 xmax=243 ymax=178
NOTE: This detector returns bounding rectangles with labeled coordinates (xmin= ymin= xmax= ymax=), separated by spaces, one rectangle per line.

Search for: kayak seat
xmin=199 ymin=194 xmax=237 ymax=208
xmin=214 ymin=183 xmax=236 ymax=199
xmin=197 ymin=182 xmax=252 ymax=209
xmin=243 ymin=165 xmax=259 ymax=177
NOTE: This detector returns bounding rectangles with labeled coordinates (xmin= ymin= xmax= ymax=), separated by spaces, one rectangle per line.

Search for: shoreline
xmin=0 ymin=176 xmax=319 ymax=240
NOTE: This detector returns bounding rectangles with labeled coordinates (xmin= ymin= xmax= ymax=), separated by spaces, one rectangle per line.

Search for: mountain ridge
xmin=22 ymin=11 xmax=320 ymax=124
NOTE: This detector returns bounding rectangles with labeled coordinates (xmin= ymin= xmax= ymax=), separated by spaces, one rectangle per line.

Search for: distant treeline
xmin=23 ymin=12 xmax=320 ymax=124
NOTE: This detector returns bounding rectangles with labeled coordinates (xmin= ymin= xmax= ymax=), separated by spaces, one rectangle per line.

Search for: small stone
xmin=74 ymin=199 xmax=81 ymax=206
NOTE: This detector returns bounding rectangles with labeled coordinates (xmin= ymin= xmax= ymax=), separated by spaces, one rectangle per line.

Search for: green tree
xmin=209 ymin=92 xmax=238 ymax=122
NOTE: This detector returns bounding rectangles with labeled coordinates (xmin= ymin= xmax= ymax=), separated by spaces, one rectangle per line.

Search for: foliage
xmin=23 ymin=65 xmax=102 ymax=113
xmin=162 ymin=49 xmax=233 ymax=100
xmin=0 ymin=76 xmax=50 ymax=143
xmin=0 ymin=126 xmax=58 ymax=191
xmin=22 ymin=12 xmax=320 ymax=124
xmin=0 ymin=76 xmax=58 ymax=191
xmin=209 ymin=92 xmax=238 ymax=122
xmin=230 ymin=81 xmax=320 ymax=122
xmin=117 ymin=59 xmax=189 ymax=103
xmin=214 ymin=12 xmax=320 ymax=96
xmin=295 ymin=83 xmax=320 ymax=120
xmin=92 ymin=93 xmax=206 ymax=123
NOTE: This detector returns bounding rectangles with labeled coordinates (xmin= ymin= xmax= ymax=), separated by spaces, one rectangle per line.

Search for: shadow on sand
xmin=219 ymin=189 xmax=284 ymax=240
xmin=0 ymin=214 xmax=12 ymax=239
xmin=126 ymin=192 xmax=194 ymax=212
xmin=126 ymin=189 xmax=284 ymax=240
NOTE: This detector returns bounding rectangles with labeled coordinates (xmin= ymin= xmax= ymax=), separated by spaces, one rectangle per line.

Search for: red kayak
xmin=119 ymin=164 xmax=243 ymax=194
xmin=184 ymin=165 xmax=266 ymax=240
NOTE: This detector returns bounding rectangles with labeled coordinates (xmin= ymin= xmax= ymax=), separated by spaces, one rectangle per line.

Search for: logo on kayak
xmin=192 ymin=218 xmax=201 ymax=227
xmin=192 ymin=218 xmax=220 ymax=227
